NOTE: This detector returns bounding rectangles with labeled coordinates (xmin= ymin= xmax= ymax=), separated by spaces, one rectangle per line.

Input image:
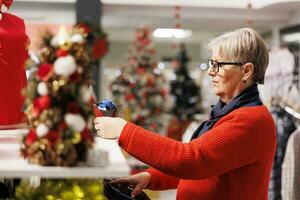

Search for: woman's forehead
xmin=210 ymin=43 xmax=234 ymax=59
xmin=211 ymin=52 xmax=229 ymax=60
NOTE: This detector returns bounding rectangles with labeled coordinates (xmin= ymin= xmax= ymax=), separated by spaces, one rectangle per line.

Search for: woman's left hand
xmin=94 ymin=117 xmax=127 ymax=139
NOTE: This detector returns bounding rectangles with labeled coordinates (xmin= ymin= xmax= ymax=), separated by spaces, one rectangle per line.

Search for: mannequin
xmin=0 ymin=0 xmax=29 ymax=128
xmin=0 ymin=1 xmax=28 ymax=198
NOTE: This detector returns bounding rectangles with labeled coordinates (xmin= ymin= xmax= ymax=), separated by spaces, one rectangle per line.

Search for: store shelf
xmin=0 ymin=130 xmax=130 ymax=178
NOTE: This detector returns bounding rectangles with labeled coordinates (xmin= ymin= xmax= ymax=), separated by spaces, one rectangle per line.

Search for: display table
xmin=0 ymin=129 xmax=130 ymax=178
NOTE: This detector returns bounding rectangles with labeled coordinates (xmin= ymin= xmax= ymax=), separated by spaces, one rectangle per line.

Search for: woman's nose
xmin=207 ymin=66 xmax=216 ymax=77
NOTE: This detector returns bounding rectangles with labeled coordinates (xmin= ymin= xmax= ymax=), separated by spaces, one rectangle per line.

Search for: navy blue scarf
xmin=190 ymin=84 xmax=262 ymax=140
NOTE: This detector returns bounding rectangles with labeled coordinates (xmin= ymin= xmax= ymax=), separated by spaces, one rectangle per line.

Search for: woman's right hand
xmin=110 ymin=172 xmax=152 ymax=198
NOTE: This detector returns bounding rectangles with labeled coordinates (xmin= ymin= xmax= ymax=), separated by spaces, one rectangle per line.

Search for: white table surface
xmin=0 ymin=129 xmax=130 ymax=178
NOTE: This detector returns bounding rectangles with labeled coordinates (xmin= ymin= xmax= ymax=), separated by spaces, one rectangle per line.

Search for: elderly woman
xmin=94 ymin=28 xmax=276 ymax=200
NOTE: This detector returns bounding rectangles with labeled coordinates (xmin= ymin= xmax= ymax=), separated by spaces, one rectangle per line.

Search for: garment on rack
xmin=281 ymin=127 xmax=300 ymax=200
xmin=262 ymin=48 xmax=295 ymax=103
xmin=268 ymin=105 xmax=297 ymax=200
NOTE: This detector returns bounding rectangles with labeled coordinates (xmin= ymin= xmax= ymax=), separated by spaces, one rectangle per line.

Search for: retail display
xmin=263 ymin=47 xmax=300 ymax=200
xmin=263 ymin=48 xmax=295 ymax=103
xmin=167 ymin=44 xmax=202 ymax=140
xmin=0 ymin=0 xmax=28 ymax=125
xmin=21 ymin=23 xmax=107 ymax=166
xmin=169 ymin=44 xmax=201 ymax=121
xmin=110 ymin=27 xmax=167 ymax=132
xmin=281 ymin=127 xmax=300 ymax=200
xmin=1 ymin=1 xmax=300 ymax=199
xmin=268 ymin=105 xmax=297 ymax=199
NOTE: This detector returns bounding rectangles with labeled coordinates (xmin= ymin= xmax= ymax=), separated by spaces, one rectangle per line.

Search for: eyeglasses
xmin=208 ymin=59 xmax=244 ymax=74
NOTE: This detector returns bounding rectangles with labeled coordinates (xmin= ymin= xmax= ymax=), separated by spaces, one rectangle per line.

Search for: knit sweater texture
xmin=119 ymin=105 xmax=276 ymax=200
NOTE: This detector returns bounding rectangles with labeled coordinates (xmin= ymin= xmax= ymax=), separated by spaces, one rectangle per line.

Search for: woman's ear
xmin=242 ymin=62 xmax=254 ymax=81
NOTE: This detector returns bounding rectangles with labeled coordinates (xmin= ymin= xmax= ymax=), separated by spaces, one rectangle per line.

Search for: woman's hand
xmin=110 ymin=172 xmax=152 ymax=198
xmin=94 ymin=117 xmax=127 ymax=139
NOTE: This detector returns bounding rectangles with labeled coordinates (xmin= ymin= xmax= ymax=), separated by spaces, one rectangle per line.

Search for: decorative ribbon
xmin=3 ymin=0 xmax=13 ymax=9
xmin=0 ymin=0 xmax=13 ymax=20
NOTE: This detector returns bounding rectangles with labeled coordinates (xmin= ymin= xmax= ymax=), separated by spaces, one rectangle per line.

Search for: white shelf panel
xmin=0 ymin=130 xmax=130 ymax=178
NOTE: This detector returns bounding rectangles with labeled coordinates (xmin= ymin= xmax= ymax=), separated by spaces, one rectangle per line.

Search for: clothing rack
xmin=270 ymin=96 xmax=300 ymax=121
xmin=284 ymin=105 xmax=300 ymax=120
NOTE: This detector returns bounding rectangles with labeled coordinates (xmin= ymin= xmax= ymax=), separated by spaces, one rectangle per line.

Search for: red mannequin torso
xmin=0 ymin=1 xmax=29 ymax=125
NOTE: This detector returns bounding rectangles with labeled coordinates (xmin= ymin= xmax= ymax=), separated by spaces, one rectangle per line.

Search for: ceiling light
xmin=282 ymin=33 xmax=300 ymax=43
xmin=153 ymin=28 xmax=192 ymax=39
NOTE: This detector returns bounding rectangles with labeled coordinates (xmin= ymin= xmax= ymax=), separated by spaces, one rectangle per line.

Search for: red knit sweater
xmin=119 ymin=105 xmax=276 ymax=200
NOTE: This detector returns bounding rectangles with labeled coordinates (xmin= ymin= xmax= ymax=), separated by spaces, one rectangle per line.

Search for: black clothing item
xmin=103 ymin=178 xmax=150 ymax=200
xmin=0 ymin=182 xmax=10 ymax=199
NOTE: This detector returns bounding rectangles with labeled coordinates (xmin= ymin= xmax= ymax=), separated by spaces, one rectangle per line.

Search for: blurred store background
xmin=5 ymin=0 xmax=300 ymax=199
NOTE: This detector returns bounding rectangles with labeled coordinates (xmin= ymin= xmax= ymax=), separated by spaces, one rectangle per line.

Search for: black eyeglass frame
xmin=208 ymin=59 xmax=244 ymax=73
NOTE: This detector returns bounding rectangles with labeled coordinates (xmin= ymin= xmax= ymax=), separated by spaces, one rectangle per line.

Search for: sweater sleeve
xmin=145 ymin=167 xmax=179 ymax=190
xmin=119 ymin=110 xmax=274 ymax=180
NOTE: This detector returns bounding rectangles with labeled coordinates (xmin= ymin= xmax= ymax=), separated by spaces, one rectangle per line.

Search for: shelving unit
xmin=0 ymin=129 xmax=130 ymax=178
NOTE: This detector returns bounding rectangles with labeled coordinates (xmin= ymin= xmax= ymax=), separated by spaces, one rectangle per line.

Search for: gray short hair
xmin=208 ymin=28 xmax=269 ymax=84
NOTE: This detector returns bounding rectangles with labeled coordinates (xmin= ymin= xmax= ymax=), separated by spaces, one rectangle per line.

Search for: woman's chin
xmin=213 ymin=89 xmax=223 ymax=97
